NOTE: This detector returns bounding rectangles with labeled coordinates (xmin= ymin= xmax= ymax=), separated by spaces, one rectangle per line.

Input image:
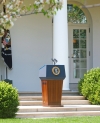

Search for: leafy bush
xmin=0 ymin=81 xmax=19 ymax=118
xmin=78 ymin=68 xmax=100 ymax=105
xmin=78 ymin=78 xmax=84 ymax=95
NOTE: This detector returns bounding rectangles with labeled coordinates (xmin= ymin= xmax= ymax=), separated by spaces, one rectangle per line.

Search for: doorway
xmin=68 ymin=25 xmax=89 ymax=85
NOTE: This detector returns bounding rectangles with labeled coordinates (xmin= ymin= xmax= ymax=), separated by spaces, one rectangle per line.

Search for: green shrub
xmin=0 ymin=81 xmax=19 ymax=118
xmin=78 ymin=68 xmax=100 ymax=105
xmin=78 ymin=78 xmax=84 ymax=95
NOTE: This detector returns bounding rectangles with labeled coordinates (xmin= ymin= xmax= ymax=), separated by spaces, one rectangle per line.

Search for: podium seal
xmin=52 ymin=66 xmax=60 ymax=75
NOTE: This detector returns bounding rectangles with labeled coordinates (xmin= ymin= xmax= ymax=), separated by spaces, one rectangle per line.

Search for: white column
xmin=53 ymin=0 xmax=69 ymax=90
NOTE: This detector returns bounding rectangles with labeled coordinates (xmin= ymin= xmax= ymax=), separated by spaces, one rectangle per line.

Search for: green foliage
xmin=0 ymin=81 xmax=19 ymax=118
xmin=78 ymin=78 xmax=84 ymax=95
xmin=78 ymin=68 xmax=100 ymax=105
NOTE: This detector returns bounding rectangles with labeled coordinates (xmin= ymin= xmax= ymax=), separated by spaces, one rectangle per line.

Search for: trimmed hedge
xmin=78 ymin=68 xmax=100 ymax=105
xmin=0 ymin=81 xmax=19 ymax=118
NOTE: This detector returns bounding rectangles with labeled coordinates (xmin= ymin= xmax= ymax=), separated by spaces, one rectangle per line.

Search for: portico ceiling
xmin=70 ymin=0 xmax=100 ymax=5
xmin=68 ymin=0 xmax=100 ymax=8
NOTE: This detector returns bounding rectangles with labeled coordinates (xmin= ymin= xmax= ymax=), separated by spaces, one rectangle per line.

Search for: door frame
xmin=68 ymin=24 xmax=90 ymax=83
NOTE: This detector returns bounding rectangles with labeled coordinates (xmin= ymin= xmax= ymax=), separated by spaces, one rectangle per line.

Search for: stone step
xmin=18 ymin=91 xmax=79 ymax=96
xmin=18 ymin=105 xmax=100 ymax=112
xmin=16 ymin=111 xmax=100 ymax=118
xmin=19 ymin=100 xmax=90 ymax=106
xmin=19 ymin=96 xmax=42 ymax=101
xmin=19 ymin=96 xmax=85 ymax=101
xmin=16 ymin=95 xmax=96 ymax=118
xmin=62 ymin=91 xmax=79 ymax=96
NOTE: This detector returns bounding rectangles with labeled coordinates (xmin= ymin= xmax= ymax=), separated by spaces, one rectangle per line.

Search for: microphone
xmin=51 ymin=58 xmax=58 ymax=65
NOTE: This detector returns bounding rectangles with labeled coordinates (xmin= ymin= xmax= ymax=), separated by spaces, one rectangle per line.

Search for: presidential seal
xmin=52 ymin=66 xmax=60 ymax=75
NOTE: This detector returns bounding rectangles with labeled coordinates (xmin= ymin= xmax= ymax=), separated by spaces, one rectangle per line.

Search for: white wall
xmin=8 ymin=14 xmax=52 ymax=92
xmin=88 ymin=7 xmax=100 ymax=68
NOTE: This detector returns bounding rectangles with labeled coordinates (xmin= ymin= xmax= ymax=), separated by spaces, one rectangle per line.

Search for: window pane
xmin=73 ymin=69 xmax=80 ymax=78
xmin=68 ymin=4 xmax=87 ymax=24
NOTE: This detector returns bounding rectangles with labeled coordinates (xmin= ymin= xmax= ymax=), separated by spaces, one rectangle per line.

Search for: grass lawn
xmin=0 ymin=117 xmax=100 ymax=123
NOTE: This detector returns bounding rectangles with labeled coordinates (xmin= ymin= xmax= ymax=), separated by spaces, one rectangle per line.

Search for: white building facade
xmin=0 ymin=0 xmax=100 ymax=93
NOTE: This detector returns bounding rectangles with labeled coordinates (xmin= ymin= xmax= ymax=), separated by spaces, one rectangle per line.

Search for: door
xmin=68 ymin=26 xmax=89 ymax=83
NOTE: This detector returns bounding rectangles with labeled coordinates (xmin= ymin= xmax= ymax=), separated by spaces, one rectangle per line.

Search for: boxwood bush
xmin=78 ymin=68 xmax=100 ymax=105
xmin=0 ymin=81 xmax=19 ymax=118
xmin=78 ymin=78 xmax=84 ymax=95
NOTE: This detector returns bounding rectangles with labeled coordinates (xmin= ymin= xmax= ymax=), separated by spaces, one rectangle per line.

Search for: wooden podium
xmin=39 ymin=65 xmax=66 ymax=107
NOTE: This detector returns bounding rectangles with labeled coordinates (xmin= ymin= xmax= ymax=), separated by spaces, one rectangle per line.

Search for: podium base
xmin=41 ymin=80 xmax=63 ymax=107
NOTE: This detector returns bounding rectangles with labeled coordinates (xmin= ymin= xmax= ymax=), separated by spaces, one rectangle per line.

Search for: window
xmin=67 ymin=4 xmax=87 ymax=24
